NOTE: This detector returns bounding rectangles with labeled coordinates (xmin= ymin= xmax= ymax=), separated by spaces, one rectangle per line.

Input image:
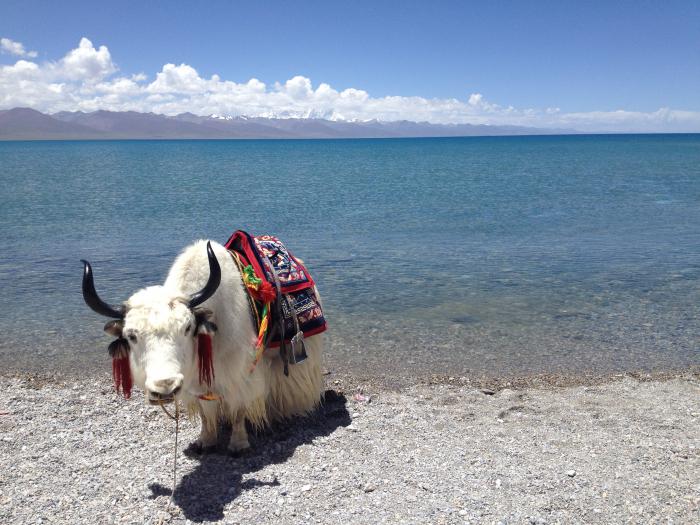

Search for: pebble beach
xmin=1 ymin=369 xmax=698 ymax=524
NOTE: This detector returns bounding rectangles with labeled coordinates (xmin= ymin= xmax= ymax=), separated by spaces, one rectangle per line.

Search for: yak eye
xmin=185 ymin=324 xmax=192 ymax=335
xmin=127 ymin=334 xmax=137 ymax=343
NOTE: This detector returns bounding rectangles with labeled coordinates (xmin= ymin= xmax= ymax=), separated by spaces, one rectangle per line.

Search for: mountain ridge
xmin=0 ymin=107 xmax=577 ymax=140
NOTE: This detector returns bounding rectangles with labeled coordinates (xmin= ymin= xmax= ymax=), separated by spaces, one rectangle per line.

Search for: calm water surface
xmin=0 ymin=136 xmax=698 ymax=381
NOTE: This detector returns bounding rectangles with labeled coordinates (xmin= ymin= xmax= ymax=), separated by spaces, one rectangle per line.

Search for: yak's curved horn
xmin=81 ymin=260 xmax=125 ymax=319
xmin=188 ymin=241 xmax=222 ymax=309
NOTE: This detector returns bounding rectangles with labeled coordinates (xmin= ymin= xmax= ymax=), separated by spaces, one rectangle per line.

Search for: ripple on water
xmin=0 ymin=135 xmax=699 ymax=379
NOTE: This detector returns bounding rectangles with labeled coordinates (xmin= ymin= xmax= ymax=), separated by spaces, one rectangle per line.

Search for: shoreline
xmin=4 ymin=363 xmax=697 ymax=394
xmin=325 ymin=365 xmax=700 ymax=393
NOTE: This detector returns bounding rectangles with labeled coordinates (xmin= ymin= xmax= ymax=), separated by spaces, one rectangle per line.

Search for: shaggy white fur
xmin=122 ymin=240 xmax=324 ymax=452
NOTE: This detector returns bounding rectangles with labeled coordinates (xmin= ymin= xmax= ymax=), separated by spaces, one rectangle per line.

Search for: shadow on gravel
xmin=148 ymin=389 xmax=350 ymax=522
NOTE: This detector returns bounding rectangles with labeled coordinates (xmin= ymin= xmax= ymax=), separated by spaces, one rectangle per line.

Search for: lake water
xmin=0 ymin=136 xmax=698 ymax=382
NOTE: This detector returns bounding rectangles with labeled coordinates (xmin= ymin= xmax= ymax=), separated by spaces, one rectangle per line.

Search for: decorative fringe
xmin=253 ymin=281 xmax=277 ymax=303
xmin=108 ymin=338 xmax=132 ymax=399
xmin=197 ymin=333 xmax=215 ymax=387
xmin=241 ymin=264 xmax=277 ymax=303
xmin=249 ymin=303 xmax=271 ymax=373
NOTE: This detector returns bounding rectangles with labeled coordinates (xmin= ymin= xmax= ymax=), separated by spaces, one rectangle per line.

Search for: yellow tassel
xmin=249 ymin=303 xmax=270 ymax=373
xmin=198 ymin=392 xmax=219 ymax=401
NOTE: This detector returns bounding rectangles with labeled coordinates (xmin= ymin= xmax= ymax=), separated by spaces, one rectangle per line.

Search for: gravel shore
xmin=0 ymin=371 xmax=698 ymax=524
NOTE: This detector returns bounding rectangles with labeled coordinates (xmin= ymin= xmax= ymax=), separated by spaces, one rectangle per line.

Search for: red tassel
xmin=252 ymin=281 xmax=277 ymax=303
xmin=109 ymin=338 xmax=132 ymax=399
xmin=112 ymin=355 xmax=133 ymax=399
xmin=197 ymin=333 xmax=215 ymax=387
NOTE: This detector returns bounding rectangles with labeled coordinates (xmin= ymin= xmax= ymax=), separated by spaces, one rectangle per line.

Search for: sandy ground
xmin=0 ymin=371 xmax=698 ymax=524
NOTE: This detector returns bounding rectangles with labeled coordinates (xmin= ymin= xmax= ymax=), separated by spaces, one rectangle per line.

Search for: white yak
xmin=81 ymin=240 xmax=324 ymax=454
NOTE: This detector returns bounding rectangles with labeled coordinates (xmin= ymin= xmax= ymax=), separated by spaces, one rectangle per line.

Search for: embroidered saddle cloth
xmin=224 ymin=230 xmax=327 ymax=348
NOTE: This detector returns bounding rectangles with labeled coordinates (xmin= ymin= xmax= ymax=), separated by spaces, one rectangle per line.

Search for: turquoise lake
xmin=0 ymin=135 xmax=698 ymax=382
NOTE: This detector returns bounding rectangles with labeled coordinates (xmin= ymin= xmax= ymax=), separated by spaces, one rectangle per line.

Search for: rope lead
xmin=172 ymin=402 xmax=179 ymax=503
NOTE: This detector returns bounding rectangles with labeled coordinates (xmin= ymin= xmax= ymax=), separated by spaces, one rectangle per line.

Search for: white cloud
xmin=1 ymin=37 xmax=38 ymax=58
xmin=468 ymin=93 xmax=483 ymax=106
xmin=57 ymin=37 xmax=115 ymax=81
xmin=147 ymin=63 xmax=206 ymax=94
xmin=0 ymin=37 xmax=698 ymax=132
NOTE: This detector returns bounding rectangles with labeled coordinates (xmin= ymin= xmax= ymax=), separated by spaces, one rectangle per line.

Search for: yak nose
xmin=146 ymin=375 xmax=184 ymax=397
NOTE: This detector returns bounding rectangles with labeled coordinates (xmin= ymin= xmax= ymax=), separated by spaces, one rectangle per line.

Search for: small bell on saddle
xmin=288 ymin=330 xmax=307 ymax=364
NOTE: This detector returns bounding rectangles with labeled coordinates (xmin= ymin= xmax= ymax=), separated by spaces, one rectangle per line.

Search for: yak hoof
xmin=227 ymin=446 xmax=253 ymax=458
xmin=186 ymin=441 xmax=217 ymax=455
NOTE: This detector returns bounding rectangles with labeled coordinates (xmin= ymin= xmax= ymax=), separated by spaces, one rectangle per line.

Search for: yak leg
xmin=227 ymin=414 xmax=250 ymax=454
xmin=195 ymin=401 xmax=219 ymax=449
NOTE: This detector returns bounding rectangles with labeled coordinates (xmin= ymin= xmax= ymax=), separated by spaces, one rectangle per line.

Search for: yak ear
xmin=194 ymin=307 xmax=214 ymax=322
xmin=104 ymin=319 xmax=124 ymax=337
xmin=194 ymin=308 xmax=217 ymax=334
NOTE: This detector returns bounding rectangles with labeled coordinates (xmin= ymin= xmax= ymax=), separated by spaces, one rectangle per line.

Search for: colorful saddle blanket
xmin=224 ymin=230 xmax=327 ymax=348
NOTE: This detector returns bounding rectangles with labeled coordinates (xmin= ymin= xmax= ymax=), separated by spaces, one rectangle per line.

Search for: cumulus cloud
xmin=1 ymin=37 xmax=38 ymax=58
xmin=0 ymin=37 xmax=698 ymax=132
xmin=58 ymin=37 xmax=115 ymax=81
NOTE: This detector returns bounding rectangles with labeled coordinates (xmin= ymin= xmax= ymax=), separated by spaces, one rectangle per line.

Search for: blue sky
xmin=1 ymin=1 xmax=699 ymax=131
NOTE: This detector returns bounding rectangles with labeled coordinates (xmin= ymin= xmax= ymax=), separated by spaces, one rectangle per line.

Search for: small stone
xmin=566 ymin=470 xmax=576 ymax=477
xmin=353 ymin=393 xmax=370 ymax=403
xmin=346 ymin=425 xmax=358 ymax=432
xmin=362 ymin=484 xmax=376 ymax=493
xmin=458 ymin=510 xmax=468 ymax=516
xmin=351 ymin=412 xmax=360 ymax=418
xmin=481 ymin=389 xmax=496 ymax=395
xmin=301 ymin=484 xmax=311 ymax=492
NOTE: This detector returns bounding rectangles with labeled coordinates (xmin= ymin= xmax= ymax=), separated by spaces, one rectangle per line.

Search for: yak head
xmin=81 ymin=242 xmax=220 ymax=404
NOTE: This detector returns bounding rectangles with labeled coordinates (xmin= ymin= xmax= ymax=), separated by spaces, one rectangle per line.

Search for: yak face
xmin=116 ymin=287 xmax=198 ymax=404
xmin=81 ymin=241 xmax=221 ymax=404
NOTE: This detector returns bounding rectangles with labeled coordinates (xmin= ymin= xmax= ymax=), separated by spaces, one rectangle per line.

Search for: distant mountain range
xmin=0 ymin=107 xmax=576 ymax=140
